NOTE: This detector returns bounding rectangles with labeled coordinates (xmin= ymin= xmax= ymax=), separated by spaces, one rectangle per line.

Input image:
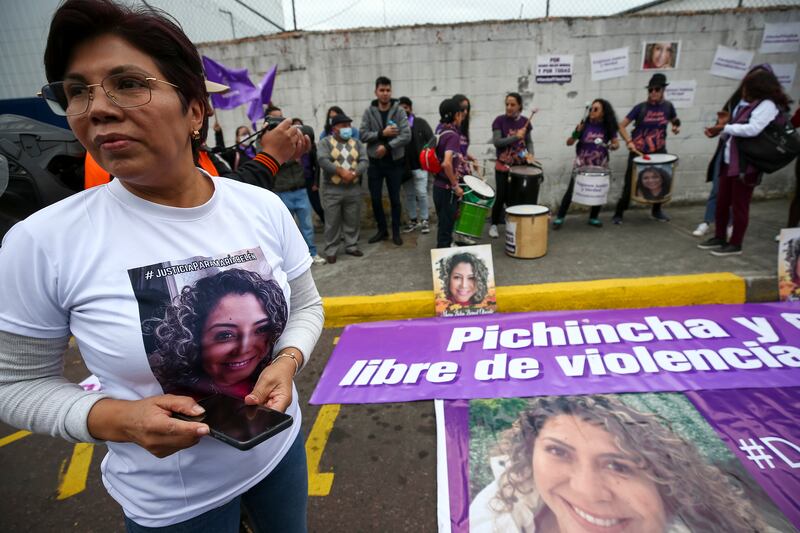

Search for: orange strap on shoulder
xmin=197 ymin=151 xmax=219 ymax=176
xmin=84 ymin=153 xmax=111 ymax=189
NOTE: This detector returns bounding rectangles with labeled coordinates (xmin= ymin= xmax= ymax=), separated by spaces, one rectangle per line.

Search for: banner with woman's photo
xmin=431 ymin=245 xmax=497 ymax=317
xmin=436 ymin=390 xmax=800 ymax=532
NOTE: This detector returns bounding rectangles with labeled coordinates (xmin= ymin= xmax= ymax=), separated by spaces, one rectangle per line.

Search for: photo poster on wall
xmin=760 ymin=22 xmax=800 ymax=54
xmin=641 ymin=40 xmax=680 ymax=70
xmin=590 ymin=47 xmax=629 ymax=81
xmin=710 ymin=45 xmax=755 ymax=80
xmin=778 ymin=228 xmax=800 ymax=302
xmin=435 ymin=389 xmax=800 ymax=533
xmin=431 ymin=244 xmax=497 ymax=318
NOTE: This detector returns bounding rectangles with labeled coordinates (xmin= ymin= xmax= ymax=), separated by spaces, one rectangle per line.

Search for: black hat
xmin=439 ymin=98 xmax=461 ymax=122
xmin=330 ymin=113 xmax=352 ymax=126
xmin=646 ymin=73 xmax=669 ymax=88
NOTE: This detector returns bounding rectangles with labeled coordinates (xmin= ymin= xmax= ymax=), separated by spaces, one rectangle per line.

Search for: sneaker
xmin=651 ymin=210 xmax=671 ymax=222
xmin=588 ymin=218 xmax=602 ymax=228
xmin=552 ymin=217 xmax=564 ymax=230
xmin=312 ymin=254 xmax=327 ymax=265
xmin=612 ymin=215 xmax=623 ymax=225
xmin=710 ymin=243 xmax=742 ymax=256
xmin=697 ymin=237 xmax=726 ymax=250
xmin=456 ymin=235 xmax=478 ymax=245
xmin=692 ymin=222 xmax=710 ymax=237
xmin=488 ymin=225 xmax=499 ymax=238
xmin=420 ymin=220 xmax=430 ymax=234
xmin=402 ymin=220 xmax=418 ymax=233
xmin=775 ymin=233 xmax=781 ymax=242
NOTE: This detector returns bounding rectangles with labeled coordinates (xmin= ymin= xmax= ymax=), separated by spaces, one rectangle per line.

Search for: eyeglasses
xmin=647 ymin=87 xmax=664 ymax=93
xmin=38 ymin=72 xmax=179 ymax=116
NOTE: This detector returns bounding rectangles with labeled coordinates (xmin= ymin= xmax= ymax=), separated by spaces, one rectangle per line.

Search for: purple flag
xmin=246 ymin=65 xmax=278 ymax=125
xmin=201 ymin=56 xmax=258 ymax=110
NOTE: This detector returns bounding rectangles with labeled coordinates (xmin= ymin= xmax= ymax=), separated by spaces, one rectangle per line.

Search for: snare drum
xmin=572 ymin=166 xmax=611 ymax=206
xmin=631 ymin=153 xmax=678 ymax=204
xmin=454 ymin=175 xmax=495 ymax=239
xmin=505 ymin=204 xmax=549 ymax=259
xmin=507 ymin=165 xmax=543 ymax=207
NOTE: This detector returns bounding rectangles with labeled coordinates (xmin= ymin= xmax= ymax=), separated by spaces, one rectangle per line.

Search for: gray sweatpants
xmin=321 ymin=183 xmax=363 ymax=257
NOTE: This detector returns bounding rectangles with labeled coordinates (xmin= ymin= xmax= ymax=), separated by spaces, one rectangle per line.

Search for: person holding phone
xmin=0 ymin=1 xmax=322 ymax=531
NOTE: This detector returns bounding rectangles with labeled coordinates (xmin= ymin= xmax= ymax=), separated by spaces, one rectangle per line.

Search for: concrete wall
xmin=199 ymin=8 xmax=800 ymax=210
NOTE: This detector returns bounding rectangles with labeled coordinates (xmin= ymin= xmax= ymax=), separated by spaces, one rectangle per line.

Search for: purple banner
xmin=687 ymin=387 xmax=800 ymax=528
xmin=310 ymin=303 xmax=800 ymax=405
xmin=246 ymin=65 xmax=277 ymax=125
xmin=201 ymin=56 xmax=258 ymax=110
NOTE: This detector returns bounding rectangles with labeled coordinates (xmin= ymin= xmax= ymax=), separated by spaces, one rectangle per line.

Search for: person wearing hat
xmin=432 ymin=98 xmax=470 ymax=248
xmin=612 ymin=73 xmax=680 ymax=224
xmin=317 ymin=113 xmax=369 ymax=263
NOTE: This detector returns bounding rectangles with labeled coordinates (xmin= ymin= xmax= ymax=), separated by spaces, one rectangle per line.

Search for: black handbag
xmin=737 ymin=114 xmax=800 ymax=174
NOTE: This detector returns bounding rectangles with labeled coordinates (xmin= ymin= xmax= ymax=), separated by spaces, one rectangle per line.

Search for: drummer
xmin=489 ymin=92 xmax=534 ymax=239
xmin=554 ymin=99 xmax=620 ymax=229
xmin=432 ymin=98 xmax=469 ymax=248
xmin=612 ymin=73 xmax=680 ymax=224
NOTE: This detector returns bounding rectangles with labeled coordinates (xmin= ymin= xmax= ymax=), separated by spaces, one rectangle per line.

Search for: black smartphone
xmin=175 ymin=394 xmax=293 ymax=451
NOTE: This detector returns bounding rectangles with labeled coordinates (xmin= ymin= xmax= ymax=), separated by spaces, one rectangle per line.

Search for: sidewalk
xmin=310 ymin=198 xmax=787 ymax=303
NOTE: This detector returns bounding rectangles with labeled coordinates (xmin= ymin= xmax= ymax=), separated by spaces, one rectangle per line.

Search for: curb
xmin=322 ymin=272 xmax=747 ymax=328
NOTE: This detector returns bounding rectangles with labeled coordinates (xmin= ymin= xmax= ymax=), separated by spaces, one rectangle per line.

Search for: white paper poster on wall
xmin=664 ymin=80 xmax=697 ymax=109
xmin=709 ymin=45 xmax=755 ymax=80
xmin=590 ymin=47 xmax=629 ymax=81
xmin=536 ymin=54 xmax=574 ymax=84
xmin=772 ymin=63 xmax=797 ymax=92
xmin=760 ymin=22 xmax=800 ymax=54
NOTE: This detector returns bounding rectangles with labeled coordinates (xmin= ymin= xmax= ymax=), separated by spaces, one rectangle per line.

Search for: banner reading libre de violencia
xmin=310 ymin=302 xmax=800 ymax=405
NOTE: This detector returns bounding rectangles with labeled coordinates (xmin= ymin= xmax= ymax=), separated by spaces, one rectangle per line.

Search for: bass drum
xmin=507 ymin=165 xmax=543 ymax=207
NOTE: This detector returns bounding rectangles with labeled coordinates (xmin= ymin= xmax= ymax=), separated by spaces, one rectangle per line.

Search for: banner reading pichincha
xmin=310 ymin=302 xmax=800 ymax=404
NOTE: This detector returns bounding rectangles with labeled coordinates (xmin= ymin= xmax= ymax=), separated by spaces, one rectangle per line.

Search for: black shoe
xmin=651 ymin=210 xmax=671 ymax=222
xmin=326 ymin=255 xmax=337 ymax=264
xmin=392 ymin=234 xmax=403 ymax=246
xmin=368 ymin=231 xmax=388 ymax=244
xmin=345 ymin=248 xmax=363 ymax=257
xmin=612 ymin=215 xmax=623 ymax=225
xmin=710 ymin=244 xmax=742 ymax=256
xmin=697 ymin=237 xmax=726 ymax=250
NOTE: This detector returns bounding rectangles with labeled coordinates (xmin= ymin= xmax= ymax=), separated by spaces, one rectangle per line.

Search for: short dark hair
xmin=44 ymin=0 xmax=210 ymax=155
xmin=265 ymin=104 xmax=282 ymax=116
xmin=375 ymin=76 xmax=392 ymax=89
xmin=399 ymin=96 xmax=412 ymax=108
xmin=506 ymin=92 xmax=523 ymax=108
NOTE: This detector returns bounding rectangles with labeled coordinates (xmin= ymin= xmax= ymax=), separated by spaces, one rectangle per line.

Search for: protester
xmin=693 ymin=64 xmax=774 ymax=238
xmin=553 ymin=98 xmax=619 ymax=229
xmin=432 ymin=98 xmax=469 ymax=248
xmin=213 ymin=122 xmax=255 ymax=171
xmin=398 ymin=96 xmax=434 ymax=235
xmin=469 ymin=395 xmax=769 ymax=533
xmin=1 ymin=1 xmax=323 ymax=532
xmin=359 ymin=76 xmax=411 ymax=246
xmin=268 ymin=106 xmax=326 ymax=265
xmin=317 ymin=113 xmax=368 ymax=263
xmin=613 ymin=73 xmax=680 ymax=224
xmin=320 ymin=105 xmax=359 ymax=140
xmin=452 ymin=93 xmax=472 ymax=144
xmin=490 ymin=92 xmax=534 ymax=238
xmin=698 ymin=69 xmax=791 ymax=256
xmin=643 ymin=42 xmax=676 ymax=70
xmin=293 ymin=118 xmax=324 ymax=225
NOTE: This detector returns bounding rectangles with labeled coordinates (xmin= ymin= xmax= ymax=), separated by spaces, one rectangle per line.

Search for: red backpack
xmin=419 ymin=130 xmax=457 ymax=173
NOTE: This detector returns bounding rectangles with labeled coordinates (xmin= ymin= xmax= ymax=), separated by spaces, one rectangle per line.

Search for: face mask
xmin=338 ymin=128 xmax=352 ymax=140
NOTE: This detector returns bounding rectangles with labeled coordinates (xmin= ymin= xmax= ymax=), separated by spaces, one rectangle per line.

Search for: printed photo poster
xmin=590 ymin=47 xmax=629 ymax=81
xmin=631 ymin=154 xmax=677 ymax=204
xmin=436 ymin=392 xmax=799 ymax=533
xmin=127 ymin=247 xmax=288 ymax=400
xmin=779 ymin=228 xmax=800 ymax=302
xmin=641 ymin=41 xmax=680 ymax=70
xmin=760 ymin=22 xmax=800 ymax=54
xmin=431 ymin=244 xmax=496 ymax=317
xmin=710 ymin=45 xmax=755 ymax=80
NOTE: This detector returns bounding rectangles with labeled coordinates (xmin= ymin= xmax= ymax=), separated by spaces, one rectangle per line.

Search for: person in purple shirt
xmin=613 ymin=73 xmax=680 ymax=224
xmin=432 ymin=98 xmax=469 ymax=248
xmin=554 ymin=99 xmax=620 ymax=229
xmin=489 ymin=92 xmax=534 ymax=239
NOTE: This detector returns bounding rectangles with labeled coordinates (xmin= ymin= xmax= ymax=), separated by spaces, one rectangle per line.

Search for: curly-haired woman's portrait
xmin=466 ymin=394 xmax=794 ymax=533
xmin=128 ymin=249 xmax=287 ymax=399
xmin=634 ymin=165 xmax=673 ymax=203
xmin=431 ymin=245 xmax=497 ymax=317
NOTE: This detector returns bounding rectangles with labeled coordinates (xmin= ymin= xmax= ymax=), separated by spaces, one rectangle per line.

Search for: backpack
xmin=737 ymin=113 xmax=800 ymax=174
xmin=419 ymin=130 xmax=457 ymax=173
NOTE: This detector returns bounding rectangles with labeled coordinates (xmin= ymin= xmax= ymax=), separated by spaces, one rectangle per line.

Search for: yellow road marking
xmin=306 ymin=404 xmax=340 ymax=496
xmin=57 ymin=443 xmax=94 ymax=500
xmin=0 ymin=430 xmax=31 ymax=447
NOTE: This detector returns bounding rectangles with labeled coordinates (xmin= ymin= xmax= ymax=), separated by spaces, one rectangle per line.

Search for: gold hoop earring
xmin=191 ymin=130 xmax=201 ymax=141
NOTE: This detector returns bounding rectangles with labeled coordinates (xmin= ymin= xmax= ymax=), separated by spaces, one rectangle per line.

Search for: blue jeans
xmin=277 ymin=189 xmax=317 ymax=256
xmin=124 ymin=432 xmax=308 ymax=533
xmin=703 ymin=153 xmax=722 ymax=223
xmin=403 ymin=169 xmax=429 ymax=221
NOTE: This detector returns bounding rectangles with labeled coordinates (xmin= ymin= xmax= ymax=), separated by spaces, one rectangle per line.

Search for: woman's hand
xmin=87 ymin=396 xmax=209 ymax=458
xmin=610 ymin=138 xmax=620 ymax=151
xmin=705 ymin=125 xmax=724 ymax=138
xmin=245 ymin=352 xmax=301 ymax=413
xmin=625 ymin=140 xmax=636 ymax=152
xmin=212 ymin=121 xmax=221 ymax=133
xmin=514 ymin=128 xmax=526 ymax=140
xmin=454 ymin=184 xmax=464 ymax=198
xmin=259 ymin=119 xmax=310 ymax=165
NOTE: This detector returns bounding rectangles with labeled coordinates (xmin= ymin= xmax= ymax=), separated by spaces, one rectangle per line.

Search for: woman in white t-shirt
xmin=0 ymin=0 xmax=320 ymax=531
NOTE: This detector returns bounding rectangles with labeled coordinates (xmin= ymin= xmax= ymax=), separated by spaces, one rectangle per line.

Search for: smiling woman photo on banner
xmin=468 ymin=394 xmax=781 ymax=533
xmin=432 ymin=247 xmax=497 ymax=317
xmin=642 ymin=41 xmax=679 ymax=70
